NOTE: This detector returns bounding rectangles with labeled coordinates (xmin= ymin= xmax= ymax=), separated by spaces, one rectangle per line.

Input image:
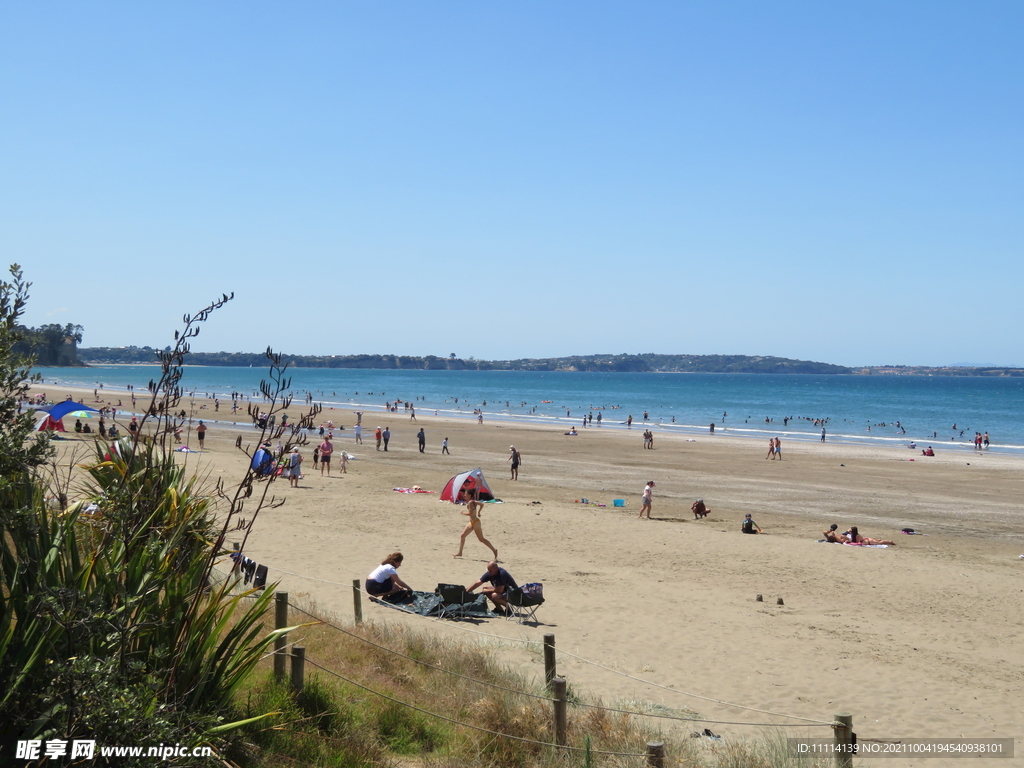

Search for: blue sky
xmin=3 ymin=2 xmax=1022 ymax=366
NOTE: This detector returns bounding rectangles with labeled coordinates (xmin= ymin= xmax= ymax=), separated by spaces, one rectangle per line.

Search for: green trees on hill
xmin=78 ymin=347 xmax=853 ymax=374
xmin=15 ymin=322 xmax=84 ymax=366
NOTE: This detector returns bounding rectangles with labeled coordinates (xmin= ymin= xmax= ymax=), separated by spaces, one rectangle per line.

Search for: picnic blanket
xmin=371 ymin=589 xmax=494 ymax=619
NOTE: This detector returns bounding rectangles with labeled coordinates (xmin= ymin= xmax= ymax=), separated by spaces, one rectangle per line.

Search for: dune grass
xmin=228 ymin=602 xmax=835 ymax=768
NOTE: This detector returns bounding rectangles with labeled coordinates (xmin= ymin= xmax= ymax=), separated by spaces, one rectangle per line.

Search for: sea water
xmin=34 ymin=365 xmax=1024 ymax=453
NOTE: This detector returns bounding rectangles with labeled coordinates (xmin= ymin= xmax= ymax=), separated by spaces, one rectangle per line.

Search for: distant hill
xmin=856 ymin=365 xmax=1024 ymax=377
xmin=77 ymin=347 xmax=851 ymax=374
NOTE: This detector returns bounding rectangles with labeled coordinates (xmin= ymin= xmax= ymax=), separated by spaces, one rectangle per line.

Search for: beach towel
xmin=393 ymin=487 xmax=437 ymax=494
xmin=371 ymin=589 xmax=494 ymax=619
xmin=843 ymin=542 xmax=889 ymax=548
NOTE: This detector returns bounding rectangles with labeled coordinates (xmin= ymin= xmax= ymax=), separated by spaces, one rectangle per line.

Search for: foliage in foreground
xmin=0 ymin=271 xmax=301 ymax=765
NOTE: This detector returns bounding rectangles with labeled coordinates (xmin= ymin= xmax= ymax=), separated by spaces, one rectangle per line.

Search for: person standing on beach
xmin=638 ymin=481 xmax=655 ymax=519
xmin=319 ymin=435 xmax=333 ymax=476
xmin=382 ymin=427 xmax=391 ymax=451
xmin=287 ymin=448 xmax=302 ymax=487
xmin=354 ymin=423 xmax=362 ymax=444
xmin=375 ymin=426 xmax=382 ymax=451
xmin=417 ymin=428 xmax=426 ymax=452
xmin=508 ymin=445 xmax=521 ymax=480
xmin=821 ymin=428 xmax=826 ymax=442
xmin=196 ymin=420 xmax=207 ymax=449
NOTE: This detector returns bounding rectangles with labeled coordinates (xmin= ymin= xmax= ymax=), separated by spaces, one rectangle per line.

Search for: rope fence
xmin=226 ymin=553 xmax=838 ymax=729
xmin=227 ymin=555 xmax=857 ymax=766
xmin=303 ymin=656 xmax=649 ymax=759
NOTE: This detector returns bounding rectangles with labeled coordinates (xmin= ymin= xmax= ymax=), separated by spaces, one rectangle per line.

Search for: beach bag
xmin=522 ymin=583 xmax=543 ymax=599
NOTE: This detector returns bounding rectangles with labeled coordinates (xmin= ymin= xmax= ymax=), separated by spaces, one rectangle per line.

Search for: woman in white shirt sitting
xmin=365 ymin=552 xmax=412 ymax=598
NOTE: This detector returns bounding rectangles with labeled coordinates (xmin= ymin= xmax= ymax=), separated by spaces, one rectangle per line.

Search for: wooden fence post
xmin=353 ymin=579 xmax=363 ymax=625
xmin=543 ymin=633 xmax=556 ymax=691
xmin=274 ymin=592 xmax=289 ymax=681
xmin=291 ymin=646 xmax=305 ymax=693
xmin=552 ymin=677 xmax=567 ymax=748
xmin=833 ymin=712 xmax=853 ymax=768
xmin=646 ymin=741 xmax=665 ymax=767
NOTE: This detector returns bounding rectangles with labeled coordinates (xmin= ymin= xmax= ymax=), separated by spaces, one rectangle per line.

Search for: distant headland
xmin=77 ymin=348 xmax=848 ymax=373
xmin=56 ymin=348 xmax=1024 ymax=376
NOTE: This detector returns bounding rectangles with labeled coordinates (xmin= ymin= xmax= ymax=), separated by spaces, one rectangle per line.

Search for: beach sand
xmin=39 ymin=384 xmax=1024 ymax=765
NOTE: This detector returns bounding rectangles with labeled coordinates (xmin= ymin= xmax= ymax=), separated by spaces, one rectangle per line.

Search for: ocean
xmin=33 ymin=365 xmax=1024 ymax=454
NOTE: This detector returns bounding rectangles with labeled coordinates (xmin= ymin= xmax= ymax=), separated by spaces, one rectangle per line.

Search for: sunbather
xmin=847 ymin=526 xmax=895 ymax=546
xmin=822 ymin=523 xmax=849 ymax=543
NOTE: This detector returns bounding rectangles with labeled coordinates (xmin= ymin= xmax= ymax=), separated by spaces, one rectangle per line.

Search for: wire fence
xmin=303 ymin=656 xmax=650 ymax=759
xmin=224 ymin=557 xmax=839 ymax=732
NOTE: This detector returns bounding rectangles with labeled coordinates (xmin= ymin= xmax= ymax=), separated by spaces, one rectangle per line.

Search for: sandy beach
xmin=38 ymin=383 xmax=1024 ymax=765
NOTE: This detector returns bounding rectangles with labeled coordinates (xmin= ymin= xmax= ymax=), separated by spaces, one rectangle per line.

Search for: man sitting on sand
xmin=466 ymin=561 xmax=518 ymax=615
xmin=691 ymin=499 xmax=710 ymax=519
xmin=822 ymin=523 xmax=849 ymax=543
xmin=741 ymin=514 xmax=762 ymax=534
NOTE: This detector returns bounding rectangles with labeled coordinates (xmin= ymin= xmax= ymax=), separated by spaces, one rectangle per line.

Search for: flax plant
xmin=0 ymin=276 xmax=309 ymax=762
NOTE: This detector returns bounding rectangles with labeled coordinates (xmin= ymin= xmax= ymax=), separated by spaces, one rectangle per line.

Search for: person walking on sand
xmin=338 ymin=450 xmax=348 ymax=473
xmin=774 ymin=436 xmax=782 ymax=460
xmin=375 ymin=426 xmax=382 ymax=451
xmin=382 ymin=426 xmax=391 ymax=451
xmin=417 ymin=428 xmax=426 ymax=452
xmin=508 ymin=445 xmax=521 ymax=480
xmin=453 ymin=488 xmax=498 ymax=559
xmin=442 ymin=437 xmax=450 ymax=454
xmin=354 ymin=423 xmax=362 ymax=444
xmin=196 ymin=420 xmax=207 ymax=449
xmin=410 ymin=405 xmax=417 ymax=421
xmin=319 ymin=435 xmax=333 ymax=476
xmin=765 ymin=437 xmax=775 ymax=460
xmin=638 ymin=480 xmax=655 ymax=519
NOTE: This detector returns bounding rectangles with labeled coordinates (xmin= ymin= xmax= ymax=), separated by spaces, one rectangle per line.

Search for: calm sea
xmin=33 ymin=366 xmax=1024 ymax=454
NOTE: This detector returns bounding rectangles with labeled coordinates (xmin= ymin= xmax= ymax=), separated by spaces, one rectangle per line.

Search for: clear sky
xmin=3 ymin=2 xmax=1022 ymax=367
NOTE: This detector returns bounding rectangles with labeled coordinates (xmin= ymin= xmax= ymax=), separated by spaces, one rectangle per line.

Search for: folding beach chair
xmin=436 ymin=583 xmax=476 ymax=620
xmin=504 ymin=583 xmax=544 ymax=625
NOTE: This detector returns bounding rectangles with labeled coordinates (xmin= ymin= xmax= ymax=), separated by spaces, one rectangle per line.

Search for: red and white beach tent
xmin=440 ymin=468 xmax=495 ymax=503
